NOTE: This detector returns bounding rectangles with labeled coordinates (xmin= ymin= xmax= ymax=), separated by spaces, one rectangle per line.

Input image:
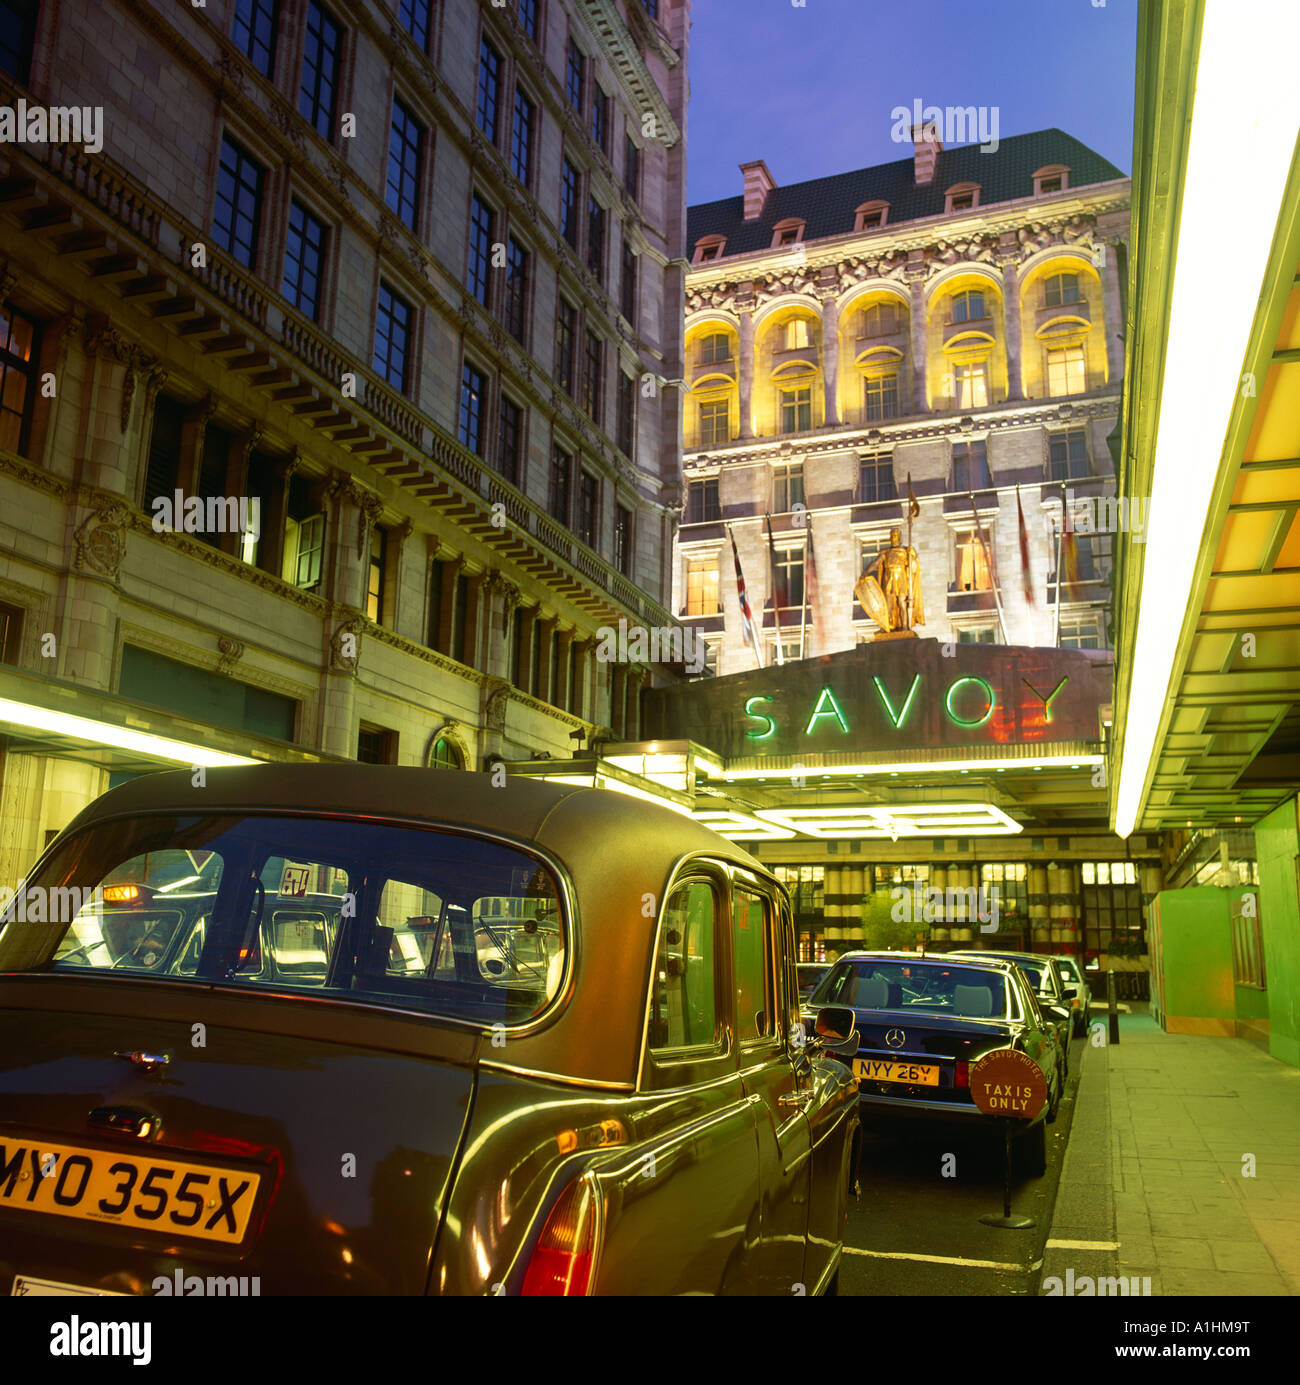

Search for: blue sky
xmin=685 ymin=0 xmax=1137 ymax=206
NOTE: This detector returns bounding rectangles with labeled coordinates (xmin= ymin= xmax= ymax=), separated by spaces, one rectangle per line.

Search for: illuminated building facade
xmin=0 ymin=0 xmax=690 ymax=886
xmin=674 ymin=127 xmax=1130 ymax=673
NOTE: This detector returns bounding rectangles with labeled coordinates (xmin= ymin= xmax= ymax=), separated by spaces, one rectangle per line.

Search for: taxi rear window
xmin=0 ymin=813 xmax=566 ymax=1027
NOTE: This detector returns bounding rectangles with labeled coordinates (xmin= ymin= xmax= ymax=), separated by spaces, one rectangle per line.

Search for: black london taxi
xmin=804 ymin=951 xmax=1063 ymax=1175
xmin=0 ymin=766 xmax=861 ymax=1295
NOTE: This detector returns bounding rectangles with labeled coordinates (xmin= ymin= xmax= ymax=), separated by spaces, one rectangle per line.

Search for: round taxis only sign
xmin=969 ymin=1050 xmax=1047 ymax=1120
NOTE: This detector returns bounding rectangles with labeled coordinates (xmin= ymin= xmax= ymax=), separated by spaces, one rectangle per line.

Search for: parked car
xmin=0 ymin=767 xmax=864 ymax=1297
xmin=1050 ymin=954 xmax=1092 ymax=1037
xmin=949 ymin=950 xmax=1075 ymax=1072
xmin=804 ymin=951 xmax=1063 ymax=1176
xmin=797 ymin=962 xmax=832 ymax=1004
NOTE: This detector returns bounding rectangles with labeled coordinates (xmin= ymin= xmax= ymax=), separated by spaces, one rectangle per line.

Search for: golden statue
xmin=855 ymin=526 xmax=924 ymax=634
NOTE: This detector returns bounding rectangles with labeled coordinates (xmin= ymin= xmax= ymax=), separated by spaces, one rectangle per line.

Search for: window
xmin=213 ymin=136 xmax=264 ymax=269
xmin=144 ymin=394 xmax=186 ymax=502
xmin=0 ymin=0 xmax=38 ymax=81
xmin=477 ymin=38 xmax=502 ymax=142
xmin=497 ymin=396 xmax=522 ymax=486
xmin=0 ymin=599 xmax=22 ymax=664
xmin=699 ymin=333 xmax=730 ymax=365
xmin=283 ymin=475 xmax=324 ymax=588
xmin=775 ymin=546 xmax=805 ymax=609
xmin=733 ymin=891 xmax=771 ymax=1042
xmin=684 ymin=557 xmax=719 ymax=616
xmin=621 ymin=242 xmax=637 ymax=323
xmin=624 ymin=135 xmax=640 ymax=199
xmin=578 ymin=471 xmax=598 ymax=548
xmin=648 ymin=879 xmax=720 ymax=1052
xmin=504 ymin=238 xmax=529 ymax=343
xmin=947 ymin=184 xmax=979 ymax=212
xmin=772 ymin=462 xmax=804 ymax=513
xmin=591 ymin=86 xmax=609 ymax=153
xmin=429 ymin=734 xmax=462 ymax=770
xmin=1034 ymin=167 xmax=1069 ymax=196
xmin=458 ymin=362 xmax=487 ymax=454
xmin=953 ymin=529 xmax=992 ymax=591
xmin=694 ymin=238 xmax=725 ymax=264
xmin=425 ymin=559 xmax=444 ymax=650
xmin=855 ymin=202 xmax=888 ymax=231
xmin=685 ymin=478 xmax=720 ymax=525
xmin=397 ymin=0 xmax=430 ymax=52
xmin=1047 ymin=345 xmax=1087 ymax=397
xmin=566 ymin=39 xmax=584 ymax=113
xmin=299 ymin=1 xmax=341 ymax=141
xmin=951 ymin=289 xmax=985 ymax=323
xmin=550 ymin=447 xmax=571 ymax=522
xmin=518 ymin=0 xmax=538 ymax=41
xmin=954 ymin=360 xmax=989 ymax=409
xmin=782 ymin=319 xmax=811 ymax=350
xmin=617 ymin=372 xmax=635 ymax=456
xmin=510 ymin=88 xmax=534 ymax=184
xmin=642 ymin=0 xmax=660 ymax=19
xmin=196 ymin=424 xmax=233 ymax=550
xmin=0 ymin=301 xmax=38 ymax=456
xmin=366 ymin=526 xmax=387 ymax=623
xmin=373 ymin=282 xmax=413 ymax=393
xmin=232 ymin=0 xmax=278 ymax=78
xmin=864 ymin=371 xmax=899 ymax=421
xmin=560 ymin=160 xmax=580 ymax=249
xmin=699 ymin=399 xmax=729 ymax=447
xmin=387 ymin=98 xmax=423 ymax=231
xmin=1081 ymin=864 xmax=1144 ymax=958
xmin=1044 ymin=273 xmax=1082 ymax=308
xmin=614 ymin=504 xmax=632 ymax=575
xmin=582 ymin=331 xmax=602 ymax=422
xmin=468 ymin=194 xmax=495 ymax=306
xmin=1052 ymin=529 xmax=1099 ymax=585
xmin=452 ymin=572 xmax=472 ymax=665
xmin=858 ymin=452 xmax=896 ymax=503
xmin=1049 ymin=428 xmax=1089 ymax=481
xmin=587 ymin=198 xmax=605 ymax=279
xmin=861 ymin=301 xmax=900 ymax=336
xmin=958 ymin=624 xmax=998 ymax=644
xmin=1039 ymin=175 xmax=1062 ymax=194
xmin=951 ymin=439 xmax=990 ymax=491
xmin=555 ymin=300 xmax=576 ymax=394
xmin=282 ymin=200 xmax=326 ymax=320
xmin=772 ymin=220 xmax=804 ymax=248
xmin=1059 ymin=614 xmax=1103 ymax=650
xmin=779 ymin=385 xmax=812 ymax=435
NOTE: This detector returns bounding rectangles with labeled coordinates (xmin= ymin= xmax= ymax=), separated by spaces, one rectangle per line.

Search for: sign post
xmin=969 ymin=1049 xmax=1048 ymax=1229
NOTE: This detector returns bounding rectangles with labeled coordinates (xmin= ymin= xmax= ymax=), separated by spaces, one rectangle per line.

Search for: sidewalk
xmin=1042 ymin=1002 xmax=1300 ymax=1295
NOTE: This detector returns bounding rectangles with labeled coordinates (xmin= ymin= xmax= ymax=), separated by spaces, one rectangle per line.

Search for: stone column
xmin=1099 ymin=240 xmax=1125 ymax=386
xmin=907 ymin=270 xmax=929 ymax=414
xmin=570 ymin=638 xmax=591 ymax=722
xmin=1001 ymin=257 xmax=1023 ymax=402
xmin=461 ymin=569 xmax=487 ymax=670
xmin=738 ymin=308 xmax=755 ymax=439
xmin=324 ymin=475 xmax=378 ymax=613
xmin=387 ymin=518 xmax=415 ymax=636
xmin=483 ymin=573 xmax=520 ymax=682
xmin=820 ymin=295 xmax=840 ymax=426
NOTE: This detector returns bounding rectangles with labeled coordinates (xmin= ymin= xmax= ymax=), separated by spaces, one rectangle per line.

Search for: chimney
xmin=912 ymin=123 xmax=942 ymax=186
xmin=739 ymin=160 xmax=776 ymax=220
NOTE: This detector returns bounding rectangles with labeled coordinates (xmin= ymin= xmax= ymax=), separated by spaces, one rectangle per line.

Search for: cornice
xmin=580 ymin=0 xmax=682 ymax=148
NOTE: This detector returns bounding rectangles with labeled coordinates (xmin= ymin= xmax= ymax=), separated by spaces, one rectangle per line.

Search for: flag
xmin=906 ymin=474 xmax=920 ymax=521
xmin=1061 ymin=500 xmax=1080 ymax=588
xmin=968 ymin=492 xmax=996 ymax=591
xmin=1016 ymin=486 xmax=1035 ymax=606
xmin=729 ymin=527 xmax=763 ymax=668
xmin=765 ymin=515 xmax=788 ymax=664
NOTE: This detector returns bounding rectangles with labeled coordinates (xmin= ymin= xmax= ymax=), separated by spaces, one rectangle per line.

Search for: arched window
xmin=429 ymin=734 xmax=463 ymax=770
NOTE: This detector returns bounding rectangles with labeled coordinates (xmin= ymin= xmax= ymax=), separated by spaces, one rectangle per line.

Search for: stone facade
xmin=0 ymin=0 xmax=690 ymax=886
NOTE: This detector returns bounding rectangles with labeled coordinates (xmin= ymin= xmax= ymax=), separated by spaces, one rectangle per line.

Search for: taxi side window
xmin=732 ymin=888 xmax=772 ymax=1043
xmin=649 ymin=879 xmax=720 ymax=1052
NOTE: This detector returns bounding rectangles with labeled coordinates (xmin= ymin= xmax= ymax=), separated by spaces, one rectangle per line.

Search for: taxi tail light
xmin=954 ymin=1061 xmax=970 ymax=1088
xmin=520 ymin=1178 xmax=601 ymax=1296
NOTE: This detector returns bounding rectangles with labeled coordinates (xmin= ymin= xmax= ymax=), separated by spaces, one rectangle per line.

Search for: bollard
xmin=1107 ymin=968 xmax=1120 ymax=1046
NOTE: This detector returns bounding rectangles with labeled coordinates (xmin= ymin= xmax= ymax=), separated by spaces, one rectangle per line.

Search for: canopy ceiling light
xmin=752 ymin=802 xmax=1023 ymax=839
xmin=709 ymin=754 xmax=1102 ymax=782
xmin=692 ymin=809 xmax=798 ymax=842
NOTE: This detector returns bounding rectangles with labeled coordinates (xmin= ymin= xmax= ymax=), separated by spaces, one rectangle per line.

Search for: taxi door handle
xmin=778 ymin=1088 xmax=814 ymax=1109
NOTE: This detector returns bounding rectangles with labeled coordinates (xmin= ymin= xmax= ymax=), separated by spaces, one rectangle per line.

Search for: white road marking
xmin=1044 ymin=1238 xmax=1121 ymax=1250
xmin=842 ymin=1247 xmax=1044 ymax=1272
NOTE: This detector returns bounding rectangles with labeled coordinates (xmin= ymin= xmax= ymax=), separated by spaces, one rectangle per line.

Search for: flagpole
xmin=1054 ymin=484 xmax=1066 ymax=647
xmin=799 ymin=524 xmax=810 ymax=659
xmin=969 ymin=492 xmax=1009 ymax=645
xmin=765 ymin=515 xmax=784 ymax=667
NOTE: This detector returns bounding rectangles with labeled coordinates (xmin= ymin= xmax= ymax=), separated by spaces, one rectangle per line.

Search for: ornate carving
xmin=216 ymin=636 xmax=245 ymax=676
xmin=268 ymin=98 xmax=305 ymax=152
xmin=0 ymin=259 xmax=17 ymax=298
xmin=484 ymin=682 xmax=510 ymax=732
xmin=73 ymin=496 xmax=130 ymax=578
xmin=216 ymin=52 xmax=245 ymax=97
xmin=330 ymin=616 xmax=366 ymax=673
xmin=85 ymin=321 xmax=131 ymax=362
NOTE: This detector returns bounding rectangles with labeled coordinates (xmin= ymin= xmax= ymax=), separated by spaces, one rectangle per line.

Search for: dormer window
xmin=855 ymin=201 xmax=889 ymax=232
xmin=1034 ymin=165 xmax=1070 ymax=196
xmin=945 ymin=183 xmax=980 ymax=213
xmin=771 ymin=218 xmax=805 ymax=249
xmin=693 ymin=235 xmax=726 ymax=265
